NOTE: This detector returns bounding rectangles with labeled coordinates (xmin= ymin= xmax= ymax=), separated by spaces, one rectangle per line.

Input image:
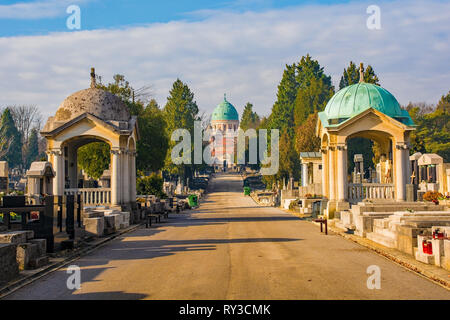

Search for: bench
xmin=145 ymin=210 xmax=169 ymax=228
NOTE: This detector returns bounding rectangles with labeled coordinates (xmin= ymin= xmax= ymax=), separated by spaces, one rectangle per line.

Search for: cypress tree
xmin=0 ymin=108 xmax=22 ymax=168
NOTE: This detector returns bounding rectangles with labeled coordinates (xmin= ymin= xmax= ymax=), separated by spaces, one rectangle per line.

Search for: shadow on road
xmin=64 ymin=234 xmax=302 ymax=270
xmin=68 ymin=291 xmax=148 ymax=300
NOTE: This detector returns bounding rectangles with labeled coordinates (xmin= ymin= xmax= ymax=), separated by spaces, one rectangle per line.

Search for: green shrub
xmin=136 ymin=172 xmax=166 ymax=198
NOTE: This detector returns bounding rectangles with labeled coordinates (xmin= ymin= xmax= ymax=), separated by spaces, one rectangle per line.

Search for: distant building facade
xmin=209 ymin=94 xmax=239 ymax=169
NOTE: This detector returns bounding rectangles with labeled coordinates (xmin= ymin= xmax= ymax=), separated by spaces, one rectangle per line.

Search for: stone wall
xmin=298 ymin=183 xmax=322 ymax=198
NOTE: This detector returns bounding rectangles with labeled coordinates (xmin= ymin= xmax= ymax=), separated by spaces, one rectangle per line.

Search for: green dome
xmin=212 ymin=95 xmax=239 ymax=121
xmin=319 ymin=82 xmax=414 ymax=127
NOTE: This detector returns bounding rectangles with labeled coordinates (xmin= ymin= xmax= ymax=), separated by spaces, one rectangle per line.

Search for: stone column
xmin=111 ymin=149 xmax=121 ymax=205
xmin=51 ymin=149 xmax=64 ymax=196
xmin=130 ymin=151 xmax=137 ymax=202
xmin=395 ymin=143 xmax=408 ymax=201
xmin=321 ymin=149 xmax=328 ymax=198
xmin=337 ymin=144 xmax=348 ymax=201
xmin=302 ymin=163 xmax=308 ymax=187
xmin=328 ymin=146 xmax=336 ymax=200
xmin=122 ymin=150 xmax=130 ymax=203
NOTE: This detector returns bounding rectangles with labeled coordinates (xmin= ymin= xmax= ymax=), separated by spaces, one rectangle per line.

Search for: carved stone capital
xmin=48 ymin=149 xmax=62 ymax=156
xmin=395 ymin=143 xmax=409 ymax=150
xmin=111 ymin=149 xmax=121 ymax=155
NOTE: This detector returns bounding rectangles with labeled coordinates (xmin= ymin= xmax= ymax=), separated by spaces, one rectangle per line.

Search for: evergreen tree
xmin=265 ymin=54 xmax=333 ymax=181
xmin=293 ymin=76 xmax=334 ymax=126
xmin=436 ymin=90 xmax=450 ymax=113
xmin=24 ymin=128 xmax=39 ymax=168
xmin=278 ymin=131 xmax=300 ymax=180
xmin=295 ymin=112 xmax=321 ymax=153
xmin=240 ymin=103 xmax=260 ymax=130
xmin=295 ymin=54 xmax=333 ymax=92
xmin=163 ymin=79 xmax=199 ymax=177
xmin=339 ymin=61 xmax=380 ymax=89
xmin=0 ymin=108 xmax=22 ymax=168
xmin=267 ymin=64 xmax=297 ymax=135
xmin=413 ymin=91 xmax=450 ymax=162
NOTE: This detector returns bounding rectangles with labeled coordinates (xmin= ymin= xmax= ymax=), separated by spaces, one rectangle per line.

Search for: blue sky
xmin=0 ymin=0 xmax=449 ymax=120
xmin=0 ymin=0 xmax=355 ymax=37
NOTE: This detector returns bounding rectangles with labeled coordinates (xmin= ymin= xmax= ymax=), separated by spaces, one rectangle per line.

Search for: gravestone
xmin=0 ymin=161 xmax=8 ymax=194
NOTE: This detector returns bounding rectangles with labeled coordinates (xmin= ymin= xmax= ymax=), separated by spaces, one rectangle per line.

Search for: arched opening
xmin=345 ymin=130 xmax=395 ymax=203
xmin=62 ymin=135 xmax=112 ymax=189
xmin=77 ymin=142 xmax=111 ymax=188
xmin=59 ymin=135 xmax=115 ymax=206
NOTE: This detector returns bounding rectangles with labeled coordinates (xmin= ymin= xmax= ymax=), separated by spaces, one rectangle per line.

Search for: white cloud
xmin=0 ymin=0 xmax=87 ymax=19
xmin=0 ymin=0 xmax=449 ymax=122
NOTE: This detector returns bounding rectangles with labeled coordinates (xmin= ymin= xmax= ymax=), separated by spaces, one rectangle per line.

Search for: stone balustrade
xmin=348 ymin=183 xmax=395 ymax=203
xmin=65 ymin=188 xmax=111 ymax=205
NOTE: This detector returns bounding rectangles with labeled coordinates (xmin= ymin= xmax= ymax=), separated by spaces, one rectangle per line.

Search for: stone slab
xmin=107 ymin=214 xmax=122 ymax=229
xmin=103 ymin=215 xmax=116 ymax=235
xmin=29 ymin=255 xmax=49 ymax=269
xmin=16 ymin=243 xmax=39 ymax=270
xmin=0 ymin=230 xmax=34 ymax=244
xmin=415 ymin=250 xmax=435 ymax=265
xmin=84 ymin=217 xmax=104 ymax=237
xmin=103 ymin=209 xmax=120 ymax=215
xmin=29 ymin=239 xmax=46 ymax=256
xmin=431 ymin=238 xmax=445 ymax=267
xmin=120 ymin=212 xmax=130 ymax=224
xmin=83 ymin=211 xmax=104 ymax=219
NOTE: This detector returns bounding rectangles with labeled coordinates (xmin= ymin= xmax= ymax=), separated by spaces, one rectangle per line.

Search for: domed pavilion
xmin=41 ymin=68 xmax=139 ymax=208
xmin=316 ymin=64 xmax=415 ymax=217
xmin=210 ymin=94 xmax=240 ymax=169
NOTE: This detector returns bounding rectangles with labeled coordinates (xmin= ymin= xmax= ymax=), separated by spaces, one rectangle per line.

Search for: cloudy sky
xmin=0 ymin=0 xmax=449 ymax=121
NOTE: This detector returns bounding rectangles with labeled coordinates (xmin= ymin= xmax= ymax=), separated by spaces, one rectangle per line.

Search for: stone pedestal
xmin=406 ymin=184 xmax=417 ymax=202
xmin=16 ymin=243 xmax=39 ymax=270
xmin=84 ymin=217 xmax=105 ymax=237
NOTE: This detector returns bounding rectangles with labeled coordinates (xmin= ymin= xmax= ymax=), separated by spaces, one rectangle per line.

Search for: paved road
xmin=4 ymin=173 xmax=449 ymax=299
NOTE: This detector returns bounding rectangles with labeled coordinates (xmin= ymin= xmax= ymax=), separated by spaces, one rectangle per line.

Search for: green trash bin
xmin=188 ymin=194 xmax=198 ymax=207
xmin=244 ymin=186 xmax=251 ymax=196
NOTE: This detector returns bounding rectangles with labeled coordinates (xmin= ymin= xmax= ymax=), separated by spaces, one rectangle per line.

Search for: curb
xmin=0 ymin=223 xmax=143 ymax=299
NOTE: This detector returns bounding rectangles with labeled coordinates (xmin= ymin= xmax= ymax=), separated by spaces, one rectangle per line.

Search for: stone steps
xmin=366 ymin=231 xmax=397 ymax=248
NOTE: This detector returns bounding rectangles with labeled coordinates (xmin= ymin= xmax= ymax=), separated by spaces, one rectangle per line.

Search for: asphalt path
xmin=4 ymin=173 xmax=449 ymax=299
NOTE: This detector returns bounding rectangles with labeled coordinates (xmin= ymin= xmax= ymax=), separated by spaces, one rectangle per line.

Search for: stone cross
xmin=410 ymin=171 xmax=416 ymax=184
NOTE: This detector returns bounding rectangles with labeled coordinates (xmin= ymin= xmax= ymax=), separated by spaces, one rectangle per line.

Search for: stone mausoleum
xmin=41 ymin=68 xmax=138 ymax=210
xmin=317 ymin=66 xmax=416 ymax=216
xmin=300 ymin=64 xmax=450 ymax=271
